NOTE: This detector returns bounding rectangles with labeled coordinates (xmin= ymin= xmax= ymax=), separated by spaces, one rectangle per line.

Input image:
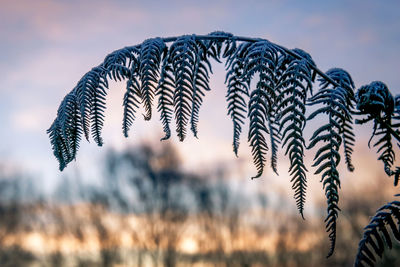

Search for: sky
xmin=0 ymin=0 xmax=400 ymax=195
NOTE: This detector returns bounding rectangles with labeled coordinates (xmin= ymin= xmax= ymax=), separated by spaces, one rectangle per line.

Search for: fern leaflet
xmin=189 ymin=39 xmax=213 ymax=137
xmin=356 ymin=81 xmax=397 ymax=181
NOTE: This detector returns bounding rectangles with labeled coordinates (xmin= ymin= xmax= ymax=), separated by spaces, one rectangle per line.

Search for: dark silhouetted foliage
xmin=48 ymin=32 xmax=400 ymax=264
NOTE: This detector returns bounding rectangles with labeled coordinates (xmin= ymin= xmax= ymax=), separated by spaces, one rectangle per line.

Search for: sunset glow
xmin=1 ymin=0 xmax=400 ymax=266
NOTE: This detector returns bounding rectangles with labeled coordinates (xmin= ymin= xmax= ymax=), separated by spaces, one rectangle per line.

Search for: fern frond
xmin=328 ymin=68 xmax=356 ymax=171
xmin=190 ymin=39 xmax=213 ymax=137
xmin=355 ymin=197 xmax=400 ymax=267
xmin=276 ymin=50 xmax=313 ymax=217
xmin=225 ymin=42 xmax=251 ymax=155
xmin=356 ymin=81 xmax=397 ymax=180
xmin=308 ymin=68 xmax=355 ymax=257
xmin=244 ymin=40 xmax=281 ymax=177
xmin=169 ymin=36 xmax=198 ymax=141
xmin=47 ymin=92 xmax=82 ymax=170
xmin=167 ymin=36 xmax=214 ymax=140
xmin=248 ymin=88 xmax=270 ymax=179
xmin=74 ymin=66 xmax=108 ymax=145
xmin=138 ymin=38 xmax=166 ymax=120
xmin=48 ymin=33 xmax=400 ymax=267
xmin=225 ymin=66 xmax=248 ymax=155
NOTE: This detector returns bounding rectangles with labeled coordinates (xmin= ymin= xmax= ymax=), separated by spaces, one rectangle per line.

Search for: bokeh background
xmin=0 ymin=0 xmax=400 ymax=266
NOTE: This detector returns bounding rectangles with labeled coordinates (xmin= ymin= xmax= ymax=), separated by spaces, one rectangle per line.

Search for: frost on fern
xmin=307 ymin=68 xmax=355 ymax=257
xmin=105 ymin=45 xmax=140 ymax=137
xmin=138 ymin=38 xmax=166 ymax=121
xmin=225 ymin=41 xmax=251 ymax=155
xmin=243 ymin=40 xmax=282 ymax=178
xmin=48 ymin=92 xmax=82 ymax=170
xmin=275 ymin=49 xmax=314 ymax=218
xmin=49 ymin=32 xmax=396 ymax=259
xmin=169 ymin=35 xmax=215 ymax=140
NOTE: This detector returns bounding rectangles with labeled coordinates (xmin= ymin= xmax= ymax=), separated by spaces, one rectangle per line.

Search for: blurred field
xmin=0 ymin=143 xmax=399 ymax=267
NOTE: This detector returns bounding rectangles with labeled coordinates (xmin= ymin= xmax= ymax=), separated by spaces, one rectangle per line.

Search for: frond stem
xmin=161 ymin=35 xmax=340 ymax=89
